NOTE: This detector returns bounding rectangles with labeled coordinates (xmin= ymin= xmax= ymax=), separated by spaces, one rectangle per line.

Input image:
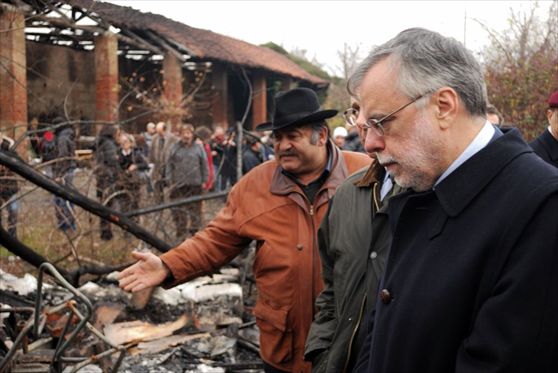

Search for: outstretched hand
xmin=117 ymin=251 xmax=170 ymax=292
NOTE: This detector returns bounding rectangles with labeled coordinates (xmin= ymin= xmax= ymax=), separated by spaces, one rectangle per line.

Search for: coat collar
xmin=354 ymin=161 xmax=382 ymax=188
xmin=434 ymin=128 xmax=532 ymax=217
xmin=269 ymin=141 xmax=349 ymax=199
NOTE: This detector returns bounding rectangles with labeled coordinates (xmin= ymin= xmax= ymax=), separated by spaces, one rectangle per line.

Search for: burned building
xmin=0 ymin=0 xmax=328 ymax=145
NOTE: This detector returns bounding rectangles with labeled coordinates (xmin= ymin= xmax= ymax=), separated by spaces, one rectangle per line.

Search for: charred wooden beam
xmin=67 ymin=2 xmax=115 ymax=32
xmin=24 ymin=32 xmax=92 ymax=41
xmin=0 ymin=149 xmax=172 ymax=253
xmin=142 ymin=30 xmax=186 ymax=62
xmin=160 ymin=33 xmax=197 ymax=58
xmin=27 ymin=14 xmax=164 ymax=55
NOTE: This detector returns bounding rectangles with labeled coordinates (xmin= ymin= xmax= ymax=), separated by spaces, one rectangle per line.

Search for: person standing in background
xmin=116 ymin=133 xmax=149 ymax=217
xmin=141 ymin=122 xmax=156 ymax=157
xmin=242 ymin=133 xmax=264 ymax=174
xmin=149 ymin=121 xmax=177 ymax=203
xmin=52 ymin=118 xmax=77 ymax=233
xmin=195 ymin=125 xmax=215 ymax=192
xmin=166 ymin=124 xmax=208 ymax=240
xmin=95 ymin=125 xmax=120 ymax=241
xmin=332 ymin=126 xmax=348 ymax=148
xmin=530 ymin=90 xmax=558 ymax=167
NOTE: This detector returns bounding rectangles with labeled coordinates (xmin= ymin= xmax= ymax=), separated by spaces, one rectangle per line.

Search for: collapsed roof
xmin=15 ymin=0 xmax=328 ymax=86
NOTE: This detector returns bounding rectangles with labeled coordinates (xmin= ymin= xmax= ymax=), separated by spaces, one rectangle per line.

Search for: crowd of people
xmin=1 ymin=25 xmax=557 ymax=373
xmin=2 ymin=113 xmax=279 ymax=242
xmin=91 ymin=119 xmax=279 ymax=241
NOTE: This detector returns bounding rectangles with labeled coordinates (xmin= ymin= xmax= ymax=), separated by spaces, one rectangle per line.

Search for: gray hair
xmin=348 ymin=28 xmax=487 ymax=117
xmin=306 ymin=121 xmax=328 ymax=145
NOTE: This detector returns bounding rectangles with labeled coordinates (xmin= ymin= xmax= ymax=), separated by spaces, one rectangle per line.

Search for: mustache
xmin=278 ymin=150 xmax=298 ymax=157
xmin=375 ymin=153 xmax=396 ymax=165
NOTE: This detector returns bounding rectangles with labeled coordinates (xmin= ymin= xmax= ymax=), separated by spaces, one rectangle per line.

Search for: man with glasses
xmin=117 ymin=88 xmax=371 ymax=373
xmin=530 ymin=90 xmax=558 ymax=167
xmin=305 ymin=98 xmax=403 ymax=373
xmin=350 ymin=28 xmax=558 ymax=373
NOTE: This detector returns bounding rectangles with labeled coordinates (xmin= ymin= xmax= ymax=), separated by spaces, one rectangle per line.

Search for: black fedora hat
xmin=255 ymin=88 xmax=337 ymax=131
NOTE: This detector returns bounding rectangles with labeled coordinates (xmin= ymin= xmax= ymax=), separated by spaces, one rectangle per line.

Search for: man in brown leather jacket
xmin=118 ymin=88 xmax=371 ymax=373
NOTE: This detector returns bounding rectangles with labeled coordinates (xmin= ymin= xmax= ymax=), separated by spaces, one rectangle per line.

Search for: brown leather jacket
xmin=160 ymin=145 xmax=370 ymax=372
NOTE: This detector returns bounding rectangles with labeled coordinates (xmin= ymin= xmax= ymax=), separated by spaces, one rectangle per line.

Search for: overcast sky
xmin=107 ymin=0 xmax=552 ymax=75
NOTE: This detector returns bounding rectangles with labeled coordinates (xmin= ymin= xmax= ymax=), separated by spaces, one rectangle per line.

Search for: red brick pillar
xmin=163 ymin=53 xmax=183 ymax=132
xmin=211 ymin=63 xmax=229 ymax=130
xmin=95 ymin=32 xmax=119 ymax=134
xmin=0 ymin=6 xmax=28 ymax=157
xmin=251 ymin=72 xmax=267 ymax=130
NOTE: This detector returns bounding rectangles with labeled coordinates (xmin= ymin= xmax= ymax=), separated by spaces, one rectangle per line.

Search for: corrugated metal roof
xmin=67 ymin=0 xmax=328 ymax=85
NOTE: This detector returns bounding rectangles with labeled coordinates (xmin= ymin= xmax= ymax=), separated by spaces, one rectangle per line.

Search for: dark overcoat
xmin=529 ymin=128 xmax=558 ymax=167
xmin=354 ymin=129 xmax=558 ymax=373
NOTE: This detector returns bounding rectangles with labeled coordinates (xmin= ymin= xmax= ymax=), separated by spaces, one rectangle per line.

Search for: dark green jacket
xmin=304 ymin=163 xmax=401 ymax=373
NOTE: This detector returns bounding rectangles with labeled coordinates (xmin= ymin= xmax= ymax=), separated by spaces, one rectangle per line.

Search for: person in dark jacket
xmin=486 ymin=103 xmax=504 ymax=126
xmin=0 ymin=134 xmax=19 ymax=237
xmin=220 ymin=128 xmax=239 ymax=190
xmin=38 ymin=117 xmax=62 ymax=178
xmin=195 ymin=125 xmax=215 ymax=192
xmin=95 ymin=125 xmax=120 ymax=240
xmin=166 ymin=124 xmax=208 ymax=240
xmin=149 ymin=121 xmax=177 ymax=203
xmin=116 ymin=133 xmax=149 ymax=216
xmin=351 ymin=28 xmax=558 ymax=373
xmin=52 ymin=119 xmax=77 ymax=232
xmin=529 ymin=90 xmax=558 ymax=167
xmin=342 ymin=126 xmax=365 ymax=153
xmin=209 ymin=126 xmax=225 ymax=191
xmin=242 ymin=133 xmax=264 ymax=174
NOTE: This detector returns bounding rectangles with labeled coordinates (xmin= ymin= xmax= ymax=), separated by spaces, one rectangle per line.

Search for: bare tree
xmin=336 ymin=43 xmax=361 ymax=81
xmin=478 ymin=0 xmax=558 ymax=140
xmin=324 ymin=43 xmax=363 ymax=128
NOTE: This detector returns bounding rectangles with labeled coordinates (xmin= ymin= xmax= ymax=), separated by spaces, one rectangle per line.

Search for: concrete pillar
xmin=211 ymin=63 xmax=229 ymax=130
xmin=162 ymin=53 xmax=183 ymax=132
xmin=95 ymin=32 xmax=119 ymax=134
xmin=251 ymin=72 xmax=267 ymax=130
xmin=0 ymin=6 xmax=28 ymax=157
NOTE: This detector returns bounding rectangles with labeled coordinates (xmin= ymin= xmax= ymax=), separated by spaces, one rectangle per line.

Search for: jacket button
xmin=296 ymin=244 xmax=303 ymax=251
xmin=370 ymin=251 xmax=378 ymax=259
xmin=380 ymin=289 xmax=392 ymax=304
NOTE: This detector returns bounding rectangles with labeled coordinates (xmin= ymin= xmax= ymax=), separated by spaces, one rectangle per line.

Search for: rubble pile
xmin=0 ymin=263 xmax=263 ymax=372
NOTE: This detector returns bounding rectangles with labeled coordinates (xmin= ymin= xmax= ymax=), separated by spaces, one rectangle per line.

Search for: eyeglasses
xmin=343 ymin=93 xmax=429 ymax=136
